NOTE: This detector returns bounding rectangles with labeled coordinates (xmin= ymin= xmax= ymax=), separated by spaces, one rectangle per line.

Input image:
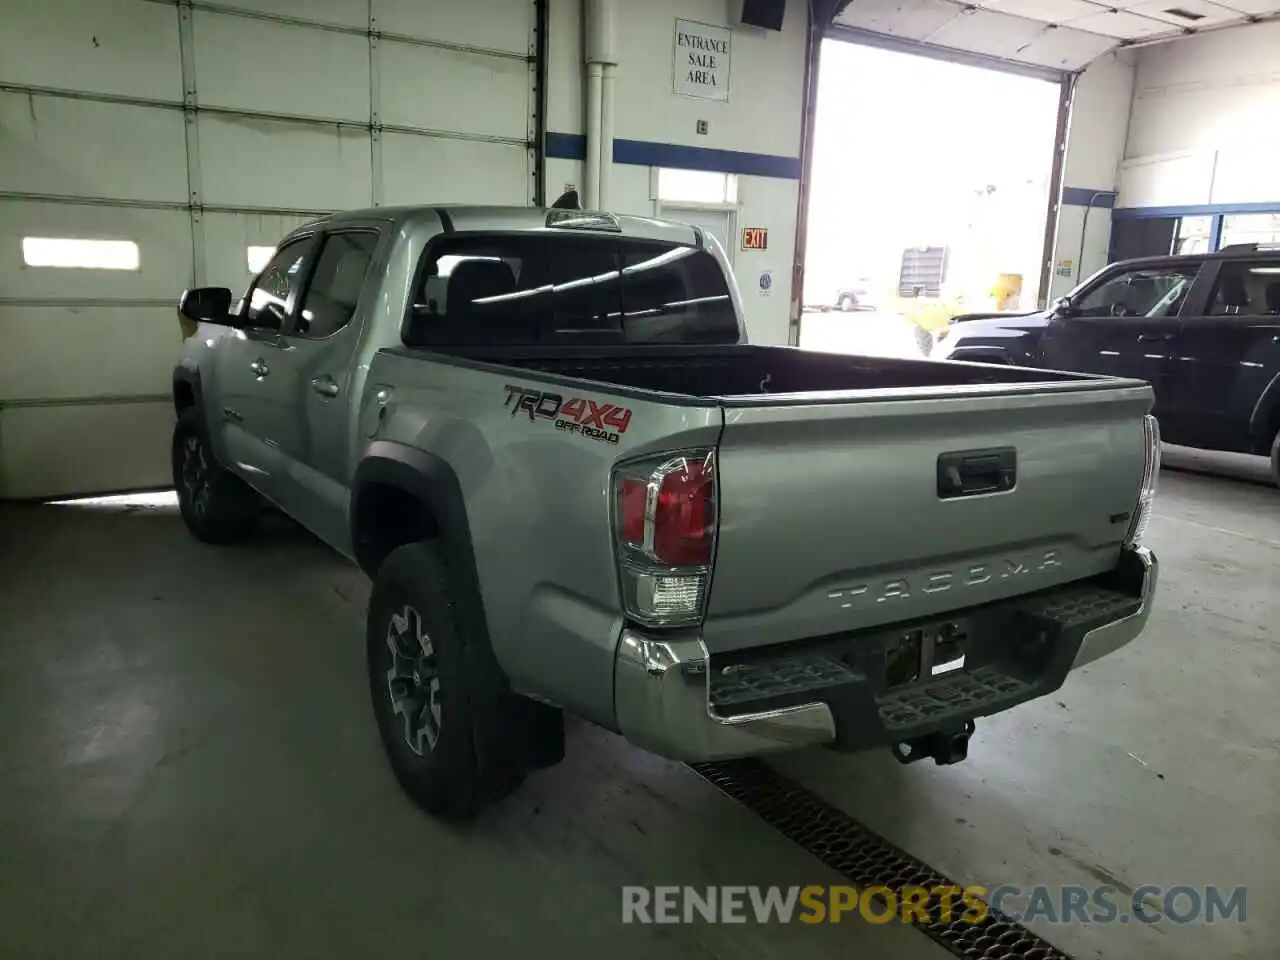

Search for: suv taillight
xmin=613 ymin=450 xmax=716 ymax=627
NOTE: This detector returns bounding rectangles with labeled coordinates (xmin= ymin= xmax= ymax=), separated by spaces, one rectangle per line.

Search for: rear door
xmin=1038 ymin=261 xmax=1199 ymax=417
xmin=1162 ymin=256 xmax=1280 ymax=450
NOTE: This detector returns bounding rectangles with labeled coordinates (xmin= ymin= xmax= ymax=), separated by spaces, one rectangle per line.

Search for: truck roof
xmin=294 ymin=204 xmax=703 ymax=248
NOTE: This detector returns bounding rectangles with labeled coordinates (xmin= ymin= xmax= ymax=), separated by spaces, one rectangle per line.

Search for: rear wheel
xmin=839 ymin=295 xmax=855 ymax=312
xmin=366 ymin=542 xmax=527 ymax=819
xmin=172 ymin=407 xmax=259 ymax=544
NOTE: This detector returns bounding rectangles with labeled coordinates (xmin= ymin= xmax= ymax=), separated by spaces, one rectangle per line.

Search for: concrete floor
xmin=0 ymin=456 xmax=1274 ymax=958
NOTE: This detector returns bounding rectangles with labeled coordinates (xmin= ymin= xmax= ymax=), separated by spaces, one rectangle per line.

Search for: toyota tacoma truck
xmin=172 ymin=204 xmax=1161 ymax=819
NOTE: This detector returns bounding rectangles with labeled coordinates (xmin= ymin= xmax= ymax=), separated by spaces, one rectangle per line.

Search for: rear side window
xmin=1204 ymin=260 xmax=1280 ymax=317
xmin=404 ymin=234 xmax=738 ymax=346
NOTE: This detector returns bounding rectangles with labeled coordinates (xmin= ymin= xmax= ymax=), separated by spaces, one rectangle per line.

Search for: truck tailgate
xmin=702 ymin=380 xmax=1153 ymax=653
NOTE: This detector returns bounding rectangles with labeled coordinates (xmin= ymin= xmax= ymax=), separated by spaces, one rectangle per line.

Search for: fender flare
xmin=172 ymin=364 xmax=204 ymax=413
xmin=354 ymin=441 xmax=534 ymax=781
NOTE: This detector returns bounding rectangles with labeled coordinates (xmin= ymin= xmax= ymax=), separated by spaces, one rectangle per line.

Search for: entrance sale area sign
xmin=673 ymin=19 xmax=732 ymax=102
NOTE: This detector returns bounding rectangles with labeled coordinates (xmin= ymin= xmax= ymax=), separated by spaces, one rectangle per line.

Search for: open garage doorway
xmin=799 ymin=40 xmax=1063 ymax=359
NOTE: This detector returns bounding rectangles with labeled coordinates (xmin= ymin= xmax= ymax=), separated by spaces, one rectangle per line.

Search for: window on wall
xmin=657 ymin=168 xmax=738 ymax=205
xmin=1219 ymin=213 xmax=1280 ymax=249
xmin=1173 ymin=216 xmax=1213 ymax=255
xmin=22 ymin=237 xmax=139 ymax=270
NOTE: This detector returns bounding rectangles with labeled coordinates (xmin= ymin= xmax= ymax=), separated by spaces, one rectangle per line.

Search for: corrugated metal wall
xmin=0 ymin=0 xmax=536 ymax=498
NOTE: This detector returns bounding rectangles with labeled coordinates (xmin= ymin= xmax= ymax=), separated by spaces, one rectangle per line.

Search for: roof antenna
xmin=551 ymin=189 xmax=581 ymax=210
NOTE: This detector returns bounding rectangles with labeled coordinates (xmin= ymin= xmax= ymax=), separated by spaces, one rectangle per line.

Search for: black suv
xmin=933 ymin=243 xmax=1280 ymax=486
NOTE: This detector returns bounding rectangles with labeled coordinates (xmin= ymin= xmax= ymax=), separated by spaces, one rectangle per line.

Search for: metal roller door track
xmin=691 ymin=759 xmax=1078 ymax=959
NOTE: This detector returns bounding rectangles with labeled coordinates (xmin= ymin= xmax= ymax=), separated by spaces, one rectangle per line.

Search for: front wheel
xmin=1270 ymin=428 xmax=1280 ymax=489
xmin=172 ymin=407 xmax=259 ymax=544
xmin=839 ymin=295 xmax=855 ymax=312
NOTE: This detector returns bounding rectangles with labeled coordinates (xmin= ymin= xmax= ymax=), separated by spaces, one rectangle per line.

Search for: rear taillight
xmin=613 ymin=450 xmax=716 ymax=627
xmin=1124 ymin=414 xmax=1161 ymax=547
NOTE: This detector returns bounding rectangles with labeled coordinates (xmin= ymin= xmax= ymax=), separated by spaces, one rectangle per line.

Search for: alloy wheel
xmin=385 ymin=605 xmax=442 ymax=756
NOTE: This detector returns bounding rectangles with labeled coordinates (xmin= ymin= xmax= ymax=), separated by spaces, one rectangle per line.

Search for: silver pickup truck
xmin=173 ymin=205 xmax=1160 ymax=819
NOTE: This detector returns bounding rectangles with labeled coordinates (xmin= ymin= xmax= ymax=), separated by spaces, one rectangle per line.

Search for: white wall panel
xmin=201 ymin=212 xmax=316 ymax=291
xmin=198 ymin=0 xmax=369 ymax=30
xmin=194 ymin=10 xmax=370 ymax=121
xmin=198 ymin=115 xmax=372 ymax=210
xmin=0 ymin=306 xmax=179 ymax=403
xmin=381 ymin=135 xmax=529 ymax=206
xmin=0 ymin=402 xmax=174 ymax=498
xmin=379 ymin=40 xmax=530 ymax=139
xmin=373 ymin=0 xmax=532 ymax=54
xmin=0 ymin=0 xmax=181 ymax=101
xmin=1116 ymin=152 xmax=1214 ymax=208
xmin=0 ymin=201 xmax=191 ymax=301
xmin=0 ymin=93 xmax=188 ymax=203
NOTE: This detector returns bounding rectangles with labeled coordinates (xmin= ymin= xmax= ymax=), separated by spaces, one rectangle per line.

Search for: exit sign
xmin=741 ymin=227 xmax=768 ymax=250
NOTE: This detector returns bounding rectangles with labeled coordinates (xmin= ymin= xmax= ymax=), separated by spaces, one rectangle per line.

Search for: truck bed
xmin=421 ymin=343 xmax=1087 ymax=400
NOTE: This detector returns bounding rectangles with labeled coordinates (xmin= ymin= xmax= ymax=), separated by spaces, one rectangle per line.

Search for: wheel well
xmin=1256 ymin=403 xmax=1280 ymax=456
xmin=353 ymin=482 xmax=440 ymax=575
xmin=173 ymin=379 xmax=196 ymax=414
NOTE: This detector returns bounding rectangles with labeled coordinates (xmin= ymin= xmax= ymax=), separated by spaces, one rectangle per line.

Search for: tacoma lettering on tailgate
xmin=828 ymin=549 xmax=1062 ymax=609
xmin=503 ymin=384 xmax=633 ymax=446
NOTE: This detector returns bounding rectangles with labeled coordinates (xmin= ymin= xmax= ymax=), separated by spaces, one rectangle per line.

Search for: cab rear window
xmin=403 ymin=234 xmax=739 ymax=346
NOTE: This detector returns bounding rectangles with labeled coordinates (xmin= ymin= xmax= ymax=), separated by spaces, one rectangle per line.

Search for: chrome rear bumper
xmin=612 ymin=547 xmax=1158 ymax=764
xmin=1070 ymin=546 xmax=1158 ymax=669
xmin=613 ymin=632 xmax=837 ymax=762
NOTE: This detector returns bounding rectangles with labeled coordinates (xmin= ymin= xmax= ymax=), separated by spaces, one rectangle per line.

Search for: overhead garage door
xmin=0 ymin=0 xmax=536 ymax=499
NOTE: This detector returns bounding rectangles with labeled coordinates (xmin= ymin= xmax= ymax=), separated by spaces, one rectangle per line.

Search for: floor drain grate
xmin=689 ymin=758 xmax=1076 ymax=960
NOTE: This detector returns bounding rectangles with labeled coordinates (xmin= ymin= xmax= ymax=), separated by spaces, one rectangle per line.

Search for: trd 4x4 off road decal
xmin=503 ymin=384 xmax=633 ymax=445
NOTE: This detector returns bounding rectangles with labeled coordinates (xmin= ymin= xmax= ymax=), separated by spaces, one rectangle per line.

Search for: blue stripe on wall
xmin=543 ymin=132 xmax=802 ymax=180
xmin=1062 ymin=187 xmax=1117 ymax=208
xmin=1112 ymin=200 xmax=1280 ymax=219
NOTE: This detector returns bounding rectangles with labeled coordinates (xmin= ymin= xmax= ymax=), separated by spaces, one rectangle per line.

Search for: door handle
xmin=310 ymin=375 xmax=340 ymax=398
xmin=1137 ymin=332 xmax=1174 ymax=342
xmin=249 ymin=358 xmax=270 ymax=377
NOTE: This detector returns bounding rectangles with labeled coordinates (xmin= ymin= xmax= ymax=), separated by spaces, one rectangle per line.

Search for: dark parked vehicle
xmin=933 ymin=243 xmax=1280 ymax=486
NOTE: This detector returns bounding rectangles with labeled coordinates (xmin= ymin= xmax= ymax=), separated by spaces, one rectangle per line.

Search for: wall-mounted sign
xmin=758 ymin=270 xmax=773 ymax=296
xmin=673 ymin=19 xmax=731 ymax=102
xmin=741 ymin=226 xmax=768 ymax=250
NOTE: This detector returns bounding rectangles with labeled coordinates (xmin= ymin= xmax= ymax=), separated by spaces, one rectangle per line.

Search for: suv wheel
xmin=1271 ymin=428 xmax=1280 ymax=489
xmin=367 ymin=542 xmax=525 ymax=819
xmin=172 ymin=407 xmax=259 ymax=544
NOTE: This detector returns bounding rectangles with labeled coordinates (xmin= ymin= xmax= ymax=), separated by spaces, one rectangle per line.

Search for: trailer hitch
xmin=892 ymin=720 xmax=975 ymax=766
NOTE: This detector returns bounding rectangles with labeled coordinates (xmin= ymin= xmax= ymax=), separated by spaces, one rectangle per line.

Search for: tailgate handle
xmin=938 ymin=447 xmax=1016 ymax=499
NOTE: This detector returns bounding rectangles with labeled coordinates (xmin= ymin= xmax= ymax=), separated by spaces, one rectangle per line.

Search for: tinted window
xmin=294 ymin=232 xmax=379 ymax=339
xmin=1073 ymin=266 xmax=1198 ymax=319
xmin=1204 ymin=260 xmax=1280 ymax=317
xmin=405 ymin=234 xmax=738 ymax=346
xmin=247 ymin=239 xmax=309 ymax=326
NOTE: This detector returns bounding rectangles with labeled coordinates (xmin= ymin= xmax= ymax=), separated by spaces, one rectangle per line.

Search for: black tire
xmin=366 ymin=542 xmax=525 ymax=819
xmin=1270 ymin=428 xmax=1280 ymax=490
xmin=172 ymin=407 xmax=259 ymax=544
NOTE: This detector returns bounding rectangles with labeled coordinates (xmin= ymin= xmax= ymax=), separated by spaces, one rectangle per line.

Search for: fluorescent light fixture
xmin=247 ymin=246 xmax=275 ymax=273
xmin=22 ymin=237 xmax=139 ymax=270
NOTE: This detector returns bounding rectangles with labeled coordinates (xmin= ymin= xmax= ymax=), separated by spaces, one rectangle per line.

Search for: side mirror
xmin=178 ymin=286 xmax=233 ymax=325
xmin=1052 ymin=296 xmax=1077 ymax=318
